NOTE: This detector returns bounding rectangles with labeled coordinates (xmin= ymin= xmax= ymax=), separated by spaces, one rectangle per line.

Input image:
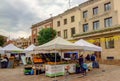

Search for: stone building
xmin=31 ymin=0 xmax=120 ymax=60
xmin=73 ymin=0 xmax=120 ymax=60
xmin=14 ymin=37 xmax=31 ymax=49
xmin=53 ymin=7 xmax=81 ymax=40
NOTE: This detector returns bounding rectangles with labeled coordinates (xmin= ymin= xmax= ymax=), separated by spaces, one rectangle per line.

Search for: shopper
xmin=78 ymin=55 xmax=84 ymax=73
xmin=1 ymin=55 xmax=9 ymax=68
xmin=82 ymin=63 xmax=88 ymax=76
xmin=79 ymin=55 xmax=88 ymax=75
xmin=91 ymin=54 xmax=96 ymax=62
xmin=4 ymin=55 xmax=9 ymax=68
xmin=85 ymin=54 xmax=91 ymax=61
xmin=91 ymin=54 xmax=99 ymax=68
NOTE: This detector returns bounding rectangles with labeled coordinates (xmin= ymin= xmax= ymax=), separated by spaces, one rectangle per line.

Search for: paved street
xmin=0 ymin=64 xmax=120 ymax=81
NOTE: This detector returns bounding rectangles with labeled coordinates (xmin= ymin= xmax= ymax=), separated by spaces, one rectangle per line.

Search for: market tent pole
xmin=54 ymin=49 xmax=57 ymax=81
xmin=60 ymin=50 xmax=62 ymax=62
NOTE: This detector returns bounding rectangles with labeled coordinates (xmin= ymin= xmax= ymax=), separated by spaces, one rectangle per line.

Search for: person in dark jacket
xmin=85 ymin=54 xmax=91 ymax=61
xmin=1 ymin=55 xmax=9 ymax=68
xmin=79 ymin=55 xmax=88 ymax=75
xmin=4 ymin=55 xmax=9 ymax=68
xmin=79 ymin=55 xmax=84 ymax=73
xmin=91 ymin=54 xmax=99 ymax=68
xmin=91 ymin=54 xmax=96 ymax=62
xmin=79 ymin=55 xmax=84 ymax=65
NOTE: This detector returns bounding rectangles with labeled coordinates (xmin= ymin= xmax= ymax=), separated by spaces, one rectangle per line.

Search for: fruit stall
xmin=33 ymin=37 xmax=83 ymax=77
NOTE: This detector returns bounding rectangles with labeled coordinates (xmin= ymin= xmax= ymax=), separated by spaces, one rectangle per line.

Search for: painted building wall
xmin=53 ymin=7 xmax=81 ymax=40
xmin=31 ymin=18 xmax=53 ymax=45
xmin=31 ymin=0 xmax=120 ymax=60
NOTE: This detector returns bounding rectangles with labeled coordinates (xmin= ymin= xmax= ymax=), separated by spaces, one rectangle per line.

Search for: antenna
xmin=68 ymin=0 xmax=71 ymax=9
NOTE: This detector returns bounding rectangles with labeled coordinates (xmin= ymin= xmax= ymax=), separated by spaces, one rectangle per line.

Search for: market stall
xmin=24 ymin=52 xmax=61 ymax=75
xmin=3 ymin=44 xmax=23 ymax=68
xmin=74 ymin=39 xmax=102 ymax=61
xmin=34 ymin=37 xmax=83 ymax=77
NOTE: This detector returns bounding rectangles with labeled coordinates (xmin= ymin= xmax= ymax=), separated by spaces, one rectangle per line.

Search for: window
xmin=83 ymin=11 xmax=88 ymax=18
xmin=93 ymin=21 xmax=99 ymax=30
xmin=71 ymin=27 xmax=75 ymax=37
xmin=64 ymin=19 xmax=67 ymax=25
xmin=57 ymin=21 xmax=60 ymax=27
xmin=93 ymin=7 xmax=98 ymax=15
xmin=57 ymin=31 xmax=61 ymax=36
xmin=104 ymin=17 xmax=112 ymax=27
xmin=71 ymin=16 xmax=75 ymax=22
xmin=107 ymin=56 xmax=114 ymax=60
xmin=104 ymin=2 xmax=111 ymax=11
xmin=105 ymin=37 xmax=114 ymax=49
xmin=64 ymin=30 xmax=68 ymax=38
xmin=83 ymin=24 xmax=88 ymax=32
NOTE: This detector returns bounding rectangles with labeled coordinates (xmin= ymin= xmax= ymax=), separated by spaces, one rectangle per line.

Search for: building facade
xmin=31 ymin=18 xmax=53 ymax=45
xmin=52 ymin=0 xmax=120 ymax=60
xmin=31 ymin=0 xmax=120 ymax=60
xmin=53 ymin=7 xmax=81 ymax=40
xmin=73 ymin=0 xmax=120 ymax=60
xmin=14 ymin=37 xmax=31 ymax=49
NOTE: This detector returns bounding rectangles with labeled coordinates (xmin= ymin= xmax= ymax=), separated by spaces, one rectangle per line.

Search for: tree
xmin=38 ymin=28 xmax=56 ymax=45
xmin=0 ymin=35 xmax=6 ymax=46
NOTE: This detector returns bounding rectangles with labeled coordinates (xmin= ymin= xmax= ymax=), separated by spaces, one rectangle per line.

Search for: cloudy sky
xmin=0 ymin=0 xmax=87 ymax=39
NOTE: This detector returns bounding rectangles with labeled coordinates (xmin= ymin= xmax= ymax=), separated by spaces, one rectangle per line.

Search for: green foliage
xmin=0 ymin=36 xmax=5 ymax=46
xmin=37 ymin=28 xmax=56 ymax=45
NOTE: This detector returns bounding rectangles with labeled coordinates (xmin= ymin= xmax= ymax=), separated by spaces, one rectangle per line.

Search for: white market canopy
xmin=74 ymin=39 xmax=102 ymax=51
xmin=0 ymin=47 xmax=4 ymax=50
xmin=24 ymin=44 xmax=36 ymax=57
xmin=34 ymin=37 xmax=83 ymax=51
xmin=0 ymin=47 xmax=4 ymax=54
xmin=24 ymin=44 xmax=36 ymax=51
xmin=3 ymin=43 xmax=23 ymax=52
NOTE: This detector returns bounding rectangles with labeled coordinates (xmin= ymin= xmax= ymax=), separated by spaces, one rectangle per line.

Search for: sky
xmin=0 ymin=0 xmax=88 ymax=39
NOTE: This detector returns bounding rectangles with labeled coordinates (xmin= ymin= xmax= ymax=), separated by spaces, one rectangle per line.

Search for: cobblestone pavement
xmin=0 ymin=64 xmax=120 ymax=81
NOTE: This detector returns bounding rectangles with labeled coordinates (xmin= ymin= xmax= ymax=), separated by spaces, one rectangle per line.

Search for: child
xmin=82 ymin=63 xmax=88 ymax=76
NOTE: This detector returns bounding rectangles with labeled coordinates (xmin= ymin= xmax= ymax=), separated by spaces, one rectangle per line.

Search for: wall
xmin=53 ymin=7 xmax=81 ymax=40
